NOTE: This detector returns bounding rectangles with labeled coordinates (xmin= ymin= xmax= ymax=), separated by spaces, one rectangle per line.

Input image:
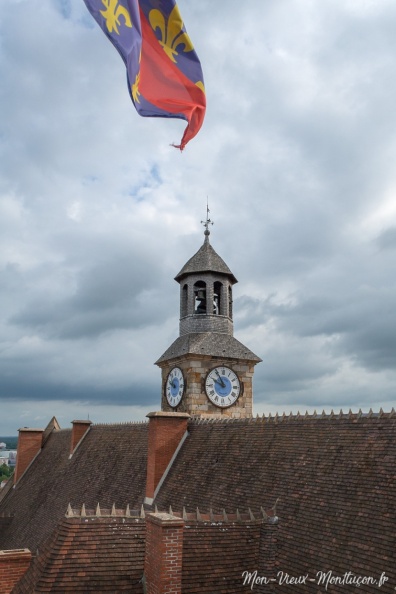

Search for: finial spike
xmin=201 ymin=199 xmax=214 ymax=242
xmin=66 ymin=503 xmax=73 ymax=517
xmin=111 ymin=503 xmax=116 ymax=517
xmin=236 ymin=509 xmax=242 ymax=522
xmin=81 ymin=503 xmax=86 ymax=517
xmin=126 ymin=504 xmax=131 ymax=517
xmin=223 ymin=509 xmax=228 ymax=523
xmin=248 ymin=508 xmax=255 ymax=520
xmin=140 ymin=505 xmax=145 ymax=518
xmin=155 ymin=504 xmax=159 ymax=514
xmin=196 ymin=507 xmax=202 ymax=521
xmin=183 ymin=507 xmax=188 ymax=521
xmin=169 ymin=505 xmax=173 ymax=516
xmin=96 ymin=503 xmax=101 ymax=517
xmin=260 ymin=506 xmax=268 ymax=520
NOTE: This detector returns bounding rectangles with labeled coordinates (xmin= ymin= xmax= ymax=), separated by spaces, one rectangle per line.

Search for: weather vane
xmin=201 ymin=198 xmax=214 ymax=239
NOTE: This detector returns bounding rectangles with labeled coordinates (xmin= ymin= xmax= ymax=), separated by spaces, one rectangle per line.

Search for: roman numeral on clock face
xmin=205 ymin=366 xmax=241 ymax=408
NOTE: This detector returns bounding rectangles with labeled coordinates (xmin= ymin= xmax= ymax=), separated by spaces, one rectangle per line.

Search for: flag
xmin=83 ymin=0 xmax=206 ymax=150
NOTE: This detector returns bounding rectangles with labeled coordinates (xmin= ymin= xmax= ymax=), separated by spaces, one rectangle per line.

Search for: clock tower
xmin=156 ymin=212 xmax=261 ymax=418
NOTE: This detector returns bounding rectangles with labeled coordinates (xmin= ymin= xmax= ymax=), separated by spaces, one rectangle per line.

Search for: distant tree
xmin=0 ymin=463 xmax=12 ymax=483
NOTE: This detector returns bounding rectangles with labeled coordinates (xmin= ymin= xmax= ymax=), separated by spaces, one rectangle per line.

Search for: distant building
xmin=0 ymin=451 xmax=16 ymax=468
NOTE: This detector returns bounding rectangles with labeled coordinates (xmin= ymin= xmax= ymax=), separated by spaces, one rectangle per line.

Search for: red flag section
xmin=138 ymin=7 xmax=205 ymax=149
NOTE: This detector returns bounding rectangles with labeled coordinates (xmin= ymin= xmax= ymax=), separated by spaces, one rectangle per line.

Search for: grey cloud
xmin=9 ymin=251 xmax=171 ymax=339
xmin=2 ymin=0 xmax=396 ymax=433
xmin=0 ymin=376 xmax=157 ymax=407
xmin=377 ymin=228 xmax=396 ymax=251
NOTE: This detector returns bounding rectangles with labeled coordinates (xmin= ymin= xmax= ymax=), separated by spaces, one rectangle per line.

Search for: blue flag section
xmin=83 ymin=0 xmax=206 ymax=149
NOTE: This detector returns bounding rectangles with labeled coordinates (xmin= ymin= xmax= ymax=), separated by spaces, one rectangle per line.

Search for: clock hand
xmin=215 ymin=370 xmax=226 ymax=388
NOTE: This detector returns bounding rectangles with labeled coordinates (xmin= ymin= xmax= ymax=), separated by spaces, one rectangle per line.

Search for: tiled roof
xmin=175 ymin=238 xmax=237 ymax=284
xmin=180 ymin=514 xmax=277 ymax=593
xmin=13 ymin=514 xmax=146 ymax=593
xmin=156 ymin=332 xmax=262 ymax=363
xmin=155 ymin=411 xmax=396 ymax=593
xmin=14 ymin=507 xmax=277 ymax=594
xmin=0 ymin=423 xmax=148 ymax=553
xmin=1 ymin=411 xmax=395 ymax=593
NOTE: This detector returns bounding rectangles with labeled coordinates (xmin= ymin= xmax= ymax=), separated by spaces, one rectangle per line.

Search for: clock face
xmin=165 ymin=367 xmax=185 ymax=408
xmin=205 ymin=366 xmax=241 ymax=408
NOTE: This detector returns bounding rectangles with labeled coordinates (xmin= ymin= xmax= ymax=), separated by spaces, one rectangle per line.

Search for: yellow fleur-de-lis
xmin=100 ymin=0 xmax=132 ymax=35
xmin=132 ymin=71 xmax=141 ymax=104
xmin=149 ymin=6 xmax=193 ymax=63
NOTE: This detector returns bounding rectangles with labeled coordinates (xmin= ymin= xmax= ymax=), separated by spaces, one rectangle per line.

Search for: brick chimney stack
xmin=145 ymin=412 xmax=190 ymax=505
xmin=0 ymin=549 xmax=32 ymax=594
xmin=70 ymin=420 xmax=92 ymax=456
xmin=144 ymin=513 xmax=184 ymax=594
xmin=14 ymin=428 xmax=44 ymax=484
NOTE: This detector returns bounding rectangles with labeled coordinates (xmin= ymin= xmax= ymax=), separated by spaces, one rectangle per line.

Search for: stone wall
xmin=161 ymin=355 xmax=255 ymax=419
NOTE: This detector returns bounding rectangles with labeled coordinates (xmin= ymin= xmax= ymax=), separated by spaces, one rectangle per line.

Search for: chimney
xmin=144 ymin=513 xmax=184 ymax=594
xmin=0 ymin=549 xmax=32 ymax=594
xmin=14 ymin=428 xmax=44 ymax=484
xmin=70 ymin=420 xmax=92 ymax=456
xmin=145 ymin=412 xmax=189 ymax=505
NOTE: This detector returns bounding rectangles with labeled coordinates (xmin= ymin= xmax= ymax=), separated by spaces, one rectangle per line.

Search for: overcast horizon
xmin=1 ymin=0 xmax=396 ymax=434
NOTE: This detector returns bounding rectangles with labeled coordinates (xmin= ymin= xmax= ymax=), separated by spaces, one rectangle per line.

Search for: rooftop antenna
xmin=201 ymin=197 xmax=213 ymax=243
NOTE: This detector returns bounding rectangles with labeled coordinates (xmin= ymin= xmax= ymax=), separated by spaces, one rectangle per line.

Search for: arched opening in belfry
xmin=228 ymin=286 xmax=233 ymax=319
xmin=181 ymin=284 xmax=188 ymax=317
xmin=194 ymin=281 xmax=207 ymax=314
xmin=213 ymin=281 xmax=222 ymax=315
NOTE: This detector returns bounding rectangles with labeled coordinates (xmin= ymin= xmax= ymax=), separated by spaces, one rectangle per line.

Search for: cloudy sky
xmin=1 ymin=0 xmax=396 ymax=434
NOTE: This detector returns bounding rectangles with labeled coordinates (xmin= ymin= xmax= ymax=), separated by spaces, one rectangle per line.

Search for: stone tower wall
xmin=160 ymin=355 xmax=254 ymax=419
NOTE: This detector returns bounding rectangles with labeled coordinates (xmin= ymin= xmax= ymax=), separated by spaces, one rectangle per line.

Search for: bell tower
xmin=156 ymin=210 xmax=261 ymax=418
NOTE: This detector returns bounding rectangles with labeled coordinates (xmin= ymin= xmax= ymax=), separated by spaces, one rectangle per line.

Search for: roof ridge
xmin=189 ymin=408 xmax=396 ymax=426
xmin=92 ymin=420 xmax=148 ymax=427
xmin=65 ymin=504 xmax=276 ymax=524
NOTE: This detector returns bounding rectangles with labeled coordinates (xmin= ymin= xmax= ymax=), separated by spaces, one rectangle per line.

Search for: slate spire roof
xmin=174 ymin=230 xmax=237 ymax=284
xmin=155 ymin=332 xmax=262 ymax=364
